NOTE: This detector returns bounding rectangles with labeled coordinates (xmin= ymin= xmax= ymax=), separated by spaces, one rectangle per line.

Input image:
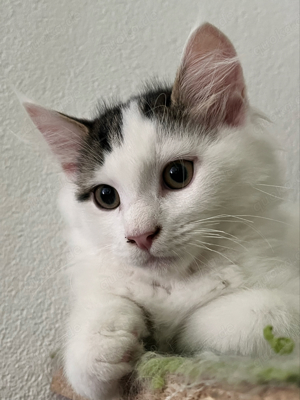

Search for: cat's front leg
xmin=176 ymin=288 xmax=298 ymax=357
xmin=64 ymin=295 xmax=149 ymax=400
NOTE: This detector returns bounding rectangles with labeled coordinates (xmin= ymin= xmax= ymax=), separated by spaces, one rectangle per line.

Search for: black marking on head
xmin=92 ymin=105 xmax=124 ymax=153
xmin=139 ymin=86 xmax=172 ymax=118
xmin=75 ymin=103 xmax=124 ymax=202
xmin=135 ymin=82 xmax=193 ymax=130
xmin=136 ymin=83 xmax=175 ymax=120
xmin=137 ymin=81 xmax=218 ymax=137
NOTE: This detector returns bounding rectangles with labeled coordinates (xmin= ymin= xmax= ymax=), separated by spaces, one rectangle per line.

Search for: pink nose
xmin=126 ymin=228 xmax=160 ymax=251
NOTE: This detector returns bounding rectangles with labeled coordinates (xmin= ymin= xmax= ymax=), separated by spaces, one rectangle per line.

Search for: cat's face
xmin=24 ymin=23 xmax=281 ymax=276
xmin=60 ymin=100 xmax=278 ymax=276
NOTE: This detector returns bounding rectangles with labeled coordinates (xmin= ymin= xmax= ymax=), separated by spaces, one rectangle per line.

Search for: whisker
xmin=182 ymin=248 xmax=203 ymax=270
xmin=187 ymin=213 xmax=291 ymax=229
xmin=187 ymin=214 xmax=254 ymax=225
xmin=234 ymin=220 xmax=273 ymax=251
xmin=251 ymin=186 xmax=287 ymax=201
xmin=255 ymin=183 xmax=291 ymax=189
xmin=193 ymin=239 xmax=236 ymax=252
xmin=198 ymin=234 xmax=249 ymax=251
xmin=189 ymin=242 xmax=236 ymax=265
xmin=193 ymin=228 xmax=242 ymax=241
xmin=232 ymin=214 xmax=292 ymax=226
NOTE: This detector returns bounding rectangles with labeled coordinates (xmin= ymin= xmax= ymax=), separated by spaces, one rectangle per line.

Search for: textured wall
xmin=0 ymin=0 xmax=299 ymax=398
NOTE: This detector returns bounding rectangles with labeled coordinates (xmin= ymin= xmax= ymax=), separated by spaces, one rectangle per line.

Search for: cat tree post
xmin=51 ymin=368 xmax=300 ymax=400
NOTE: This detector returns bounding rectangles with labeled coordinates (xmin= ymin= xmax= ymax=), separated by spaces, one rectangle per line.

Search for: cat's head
xmin=24 ymin=23 xmax=282 ymax=277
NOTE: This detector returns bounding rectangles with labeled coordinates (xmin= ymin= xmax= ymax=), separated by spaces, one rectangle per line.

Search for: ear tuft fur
xmin=172 ymin=23 xmax=248 ymax=128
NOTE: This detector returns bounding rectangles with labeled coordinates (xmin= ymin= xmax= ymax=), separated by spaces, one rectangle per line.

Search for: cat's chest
xmin=124 ymin=273 xmax=210 ymax=316
xmin=124 ymin=266 xmax=243 ymax=324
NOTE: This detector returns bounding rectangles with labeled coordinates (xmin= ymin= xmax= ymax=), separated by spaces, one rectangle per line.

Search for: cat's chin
xmin=139 ymin=255 xmax=177 ymax=270
xmin=129 ymin=250 xmax=194 ymax=273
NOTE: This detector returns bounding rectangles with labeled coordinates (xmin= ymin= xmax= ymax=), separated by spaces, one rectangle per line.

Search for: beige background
xmin=0 ymin=0 xmax=299 ymax=398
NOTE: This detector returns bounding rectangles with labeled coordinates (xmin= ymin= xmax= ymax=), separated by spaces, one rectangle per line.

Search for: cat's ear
xmin=23 ymin=102 xmax=90 ymax=175
xmin=172 ymin=23 xmax=247 ymax=128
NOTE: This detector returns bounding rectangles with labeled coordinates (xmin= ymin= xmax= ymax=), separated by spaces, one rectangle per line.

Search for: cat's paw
xmin=65 ymin=309 xmax=148 ymax=400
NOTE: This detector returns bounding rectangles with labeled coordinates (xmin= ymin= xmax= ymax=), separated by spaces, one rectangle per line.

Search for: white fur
xmin=59 ymin=102 xmax=299 ymax=399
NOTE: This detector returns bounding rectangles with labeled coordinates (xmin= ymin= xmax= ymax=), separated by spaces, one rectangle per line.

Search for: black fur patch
xmin=138 ymin=86 xmax=172 ymax=118
xmin=91 ymin=105 xmax=124 ymax=153
xmin=75 ymin=103 xmax=124 ymax=201
xmin=135 ymin=83 xmax=185 ymax=124
xmin=135 ymin=83 xmax=197 ymax=132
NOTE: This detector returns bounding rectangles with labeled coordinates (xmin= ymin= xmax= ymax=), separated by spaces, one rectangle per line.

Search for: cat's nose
xmin=126 ymin=227 xmax=161 ymax=251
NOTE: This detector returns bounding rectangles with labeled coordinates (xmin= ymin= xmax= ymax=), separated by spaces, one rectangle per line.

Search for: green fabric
xmin=137 ymin=326 xmax=299 ymax=390
xmin=137 ymin=353 xmax=300 ymax=389
xmin=51 ymin=326 xmax=299 ymax=391
xmin=263 ymin=325 xmax=295 ymax=355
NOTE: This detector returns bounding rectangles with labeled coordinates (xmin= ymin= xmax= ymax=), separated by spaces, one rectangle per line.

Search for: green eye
xmin=163 ymin=160 xmax=193 ymax=190
xmin=93 ymin=185 xmax=120 ymax=209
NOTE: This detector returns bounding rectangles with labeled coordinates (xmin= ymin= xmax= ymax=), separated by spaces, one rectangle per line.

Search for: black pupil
xmin=101 ymin=186 xmax=115 ymax=205
xmin=169 ymin=164 xmax=187 ymax=183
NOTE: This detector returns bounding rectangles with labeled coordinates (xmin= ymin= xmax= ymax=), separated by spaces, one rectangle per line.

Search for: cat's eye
xmin=163 ymin=160 xmax=193 ymax=190
xmin=93 ymin=185 xmax=120 ymax=209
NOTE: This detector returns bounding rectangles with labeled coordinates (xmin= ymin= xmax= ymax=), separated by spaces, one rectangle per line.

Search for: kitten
xmin=24 ymin=23 xmax=299 ymax=400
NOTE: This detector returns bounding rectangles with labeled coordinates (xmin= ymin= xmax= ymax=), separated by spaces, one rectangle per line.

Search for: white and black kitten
xmin=24 ymin=23 xmax=299 ymax=400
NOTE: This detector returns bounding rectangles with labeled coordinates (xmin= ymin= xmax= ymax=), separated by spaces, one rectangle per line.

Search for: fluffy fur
xmin=24 ymin=23 xmax=299 ymax=400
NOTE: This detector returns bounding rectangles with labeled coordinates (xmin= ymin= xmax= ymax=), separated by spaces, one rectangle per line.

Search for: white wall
xmin=0 ymin=0 xmax=299 ymax=398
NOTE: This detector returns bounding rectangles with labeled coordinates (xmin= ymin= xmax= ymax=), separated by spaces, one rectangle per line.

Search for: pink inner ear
xmin=173 ymin=23 xmax=247 ymax=128
xmin=24 ymin=102 xmax=88 ymax=175
xmin=190 ymin=22 xmax=237 ymax=59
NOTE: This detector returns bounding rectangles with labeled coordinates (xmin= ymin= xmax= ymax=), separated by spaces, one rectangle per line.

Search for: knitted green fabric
xmin=137 ymin=326 xmax=299 ymax=390
xmin=263 ymin=325 xmax=295 ymax=355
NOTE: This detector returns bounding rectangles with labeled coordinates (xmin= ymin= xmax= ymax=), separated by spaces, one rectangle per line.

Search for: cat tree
xmin=51 ymin=367 xmax=300 ymax=400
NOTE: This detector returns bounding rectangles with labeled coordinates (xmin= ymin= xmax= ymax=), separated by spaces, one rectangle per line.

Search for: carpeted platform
xmin=51 ymin=350 xmax=300 ymax=400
